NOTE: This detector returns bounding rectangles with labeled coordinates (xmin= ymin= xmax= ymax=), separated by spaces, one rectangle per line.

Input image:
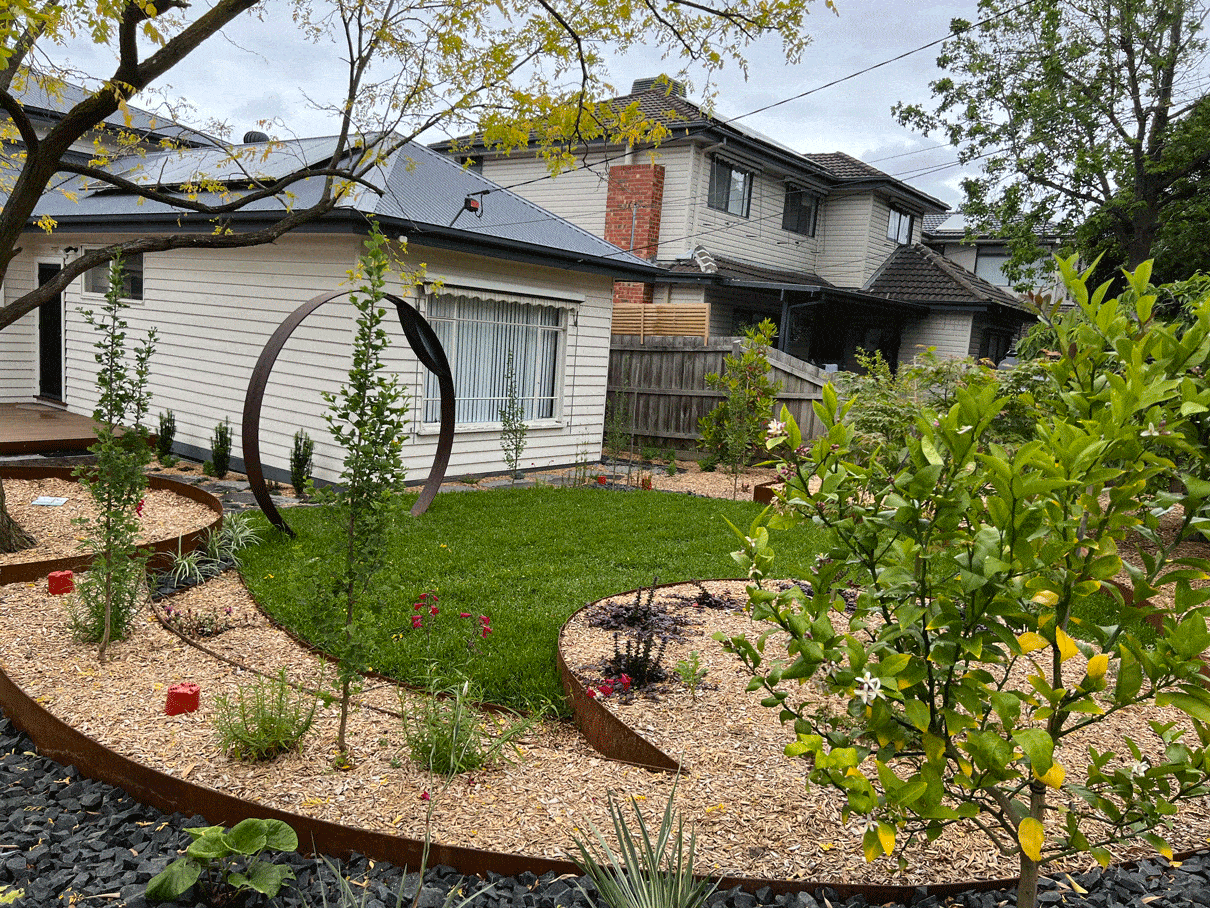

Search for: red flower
xmin=619 ymin=674 xmax=632 ymax=692
xmin=420 ymin=791 xmax=430 ymax=801
xmin=597 ymin=475 xmax=607 ymax=485
xmin=480 ymin=615 xmax=491 ymax=624
xmin=413 ymin=602 xmax=423 ymax=611
xmin=586 ymin=687 xmax=599 ymax=699
xmin=411 ymin=616 xmax=424 ymax=629
xmin=429 ymin=605 xmax=439 ymax=616
xmin=460 ymin=612 xmax=472 ymax=619
xmin=135 ymin=499 xmax=145 ymax=517
xmin=599 ymin=681 xmax=614 ymax=696
xmin=418 ymin=593 xmax=428 ymax=601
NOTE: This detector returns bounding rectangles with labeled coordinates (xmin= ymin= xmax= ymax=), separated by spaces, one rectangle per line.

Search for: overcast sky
xmin=57 ymin=0 xmax=982 ymax=209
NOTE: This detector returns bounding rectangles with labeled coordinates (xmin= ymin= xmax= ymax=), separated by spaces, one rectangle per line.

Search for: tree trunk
xmin=0 ymin=477 xmax=36 ymax=554
xmin=1016 ymin=781 xmax=1048 ymax=908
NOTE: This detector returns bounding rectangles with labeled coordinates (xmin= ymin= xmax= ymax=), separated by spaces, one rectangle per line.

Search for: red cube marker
xmin=48 ymin=571 xmax=74 ymax=595
xmin=165 ymin=682 xmax=200 ymax=716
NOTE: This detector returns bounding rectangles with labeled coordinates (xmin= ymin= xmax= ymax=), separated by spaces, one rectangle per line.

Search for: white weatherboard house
xmin=1 ymin=131 xmax=664 ymax=485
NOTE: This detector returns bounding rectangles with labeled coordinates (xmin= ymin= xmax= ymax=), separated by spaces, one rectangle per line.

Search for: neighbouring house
xmin=439 ymin=78 xmax=1036 ymax=370
xmin=922 ymin=211 xmax=1068 ymax=305
xmin=1 ymin=104 xmax=666 ymax=484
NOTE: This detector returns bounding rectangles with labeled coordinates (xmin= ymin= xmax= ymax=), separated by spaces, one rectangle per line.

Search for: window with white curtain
xmin=422 ymin=292 xmax=564 ymax=425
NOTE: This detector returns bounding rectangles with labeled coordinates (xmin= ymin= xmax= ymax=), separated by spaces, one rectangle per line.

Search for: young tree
xmin=0 ymin=0 xmax=821 ymax=552
xmin=727 ymin=259 xmax=1210 ymax=908
xmin=499 ymin=350 xmax=528 ymax=484
xmin=71 ymin=255 xmax=157 ymax=662
xmin=320 ymin=225 xmax=410 ymax=765
xmin=896 ymin=0 xmax=1210 ymax=281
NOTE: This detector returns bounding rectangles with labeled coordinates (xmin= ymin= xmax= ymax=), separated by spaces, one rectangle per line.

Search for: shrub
xmin=404 ymin=679 xmax=530 ymax=776
xmin=156 ymin=410 xmax=177 ymax=466
xmin=210 ymin=418 xmax=232 ymax=479
xmin=291 ymin=429 xmax=314 ymax=498
xmin=729 ymin=259 xmax=1210 ymax=908
xmin=698 ymin=319 xmax=781 ymax=476
xmin=212 ymin=669 xmax=318 ymax=761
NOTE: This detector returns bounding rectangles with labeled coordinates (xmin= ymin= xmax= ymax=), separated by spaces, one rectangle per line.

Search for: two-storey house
xmin=442 ymin=79 xmax=1035 ymax=370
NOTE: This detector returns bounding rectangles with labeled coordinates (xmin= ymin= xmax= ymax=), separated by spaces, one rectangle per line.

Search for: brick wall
xmin=605 ymin=163 xmax=665 ymax=310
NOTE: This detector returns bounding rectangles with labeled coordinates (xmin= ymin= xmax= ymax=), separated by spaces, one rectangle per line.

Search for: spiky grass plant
xmin=571 ymin=782 xmax=717 ymax=908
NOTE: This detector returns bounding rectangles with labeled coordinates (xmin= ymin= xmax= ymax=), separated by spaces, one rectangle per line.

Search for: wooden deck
xmin=0 ymin=403 xmax=101 ymax=455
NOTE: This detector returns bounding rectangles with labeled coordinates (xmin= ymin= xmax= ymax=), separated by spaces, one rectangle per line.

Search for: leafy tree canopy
xmin=0 ymin=0 xmax=822 ymax=332
xmin=896 ymin=0 xmax=1210 ymax=284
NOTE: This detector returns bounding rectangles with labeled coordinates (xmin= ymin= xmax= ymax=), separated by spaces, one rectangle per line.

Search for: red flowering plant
xmin=584 ymin=673 xmax=632 ymax=701
xmin=392 ymin=592 xmax=493 ymax=676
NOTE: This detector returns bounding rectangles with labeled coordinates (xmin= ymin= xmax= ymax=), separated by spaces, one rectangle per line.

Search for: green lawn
xmin=239 ymin=486 xmax=826 ymax=714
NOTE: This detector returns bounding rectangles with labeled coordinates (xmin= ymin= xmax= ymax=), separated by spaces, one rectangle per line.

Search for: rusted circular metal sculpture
xmin=241 ymin=290 xmax=455 ymax=535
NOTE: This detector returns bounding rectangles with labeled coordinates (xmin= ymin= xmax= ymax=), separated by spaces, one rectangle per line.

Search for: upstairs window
xmin=886 ymin=207 xmax=914 ymax=245
xmin=975 ymin=248 xmax=1012 ymax=285
xmin=782 ymin=184 xmax=817 ymax=236
xmin=708 ymin=158 xmax=753 ymax=218
xmin=84 ymin=253 xmax=144 ymax=300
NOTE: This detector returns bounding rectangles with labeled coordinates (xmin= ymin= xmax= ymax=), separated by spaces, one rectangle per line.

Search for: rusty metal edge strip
xmin=0 ymin=467 xmax=223 ymax=584
xmin=1 ymin=627 xmax=1203 ymax=900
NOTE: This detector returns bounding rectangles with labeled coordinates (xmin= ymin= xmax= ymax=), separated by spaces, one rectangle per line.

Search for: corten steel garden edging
xmin=0 ymin=659 xmax=1031 ymax=903
xmin=2 ymin=626 xmax=1206 ymax=900
xmin=0 ymin=466 xmax=223 ymax=584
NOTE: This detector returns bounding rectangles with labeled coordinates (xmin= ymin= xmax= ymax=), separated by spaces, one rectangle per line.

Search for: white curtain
xmin=423 ymin=293 xmax=563 ymax=425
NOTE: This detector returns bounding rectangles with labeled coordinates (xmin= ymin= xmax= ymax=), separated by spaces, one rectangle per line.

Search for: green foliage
xmin=144 ymin=818 xmax=298 ymax=903
xmin=729 ymin=260 xmax=1210 ymax=908
xmin=70 ymin=255 xmax=157 ymax=661
xmin=895 ymin=0 xmax=1210 ymax=276
xmin=317 ymin=224 xmax=410 ymax=761
xmin=499 ymin=350 xmax=528 ymax=483
xmin=404 ymin=679 xmax=532 ymax=776
xmin=210 ymin=418 xmax=232 ymax=479
xmin=834 ymin=347 xmax=1052 ymax=464
xmin=212 ymin=669 xmax=319 ymax=761
xmin=698 ymin=320 xmax=781 ymax=477
xmin=240 ymin=486 xmax=827 ymax=714
xmin=292 ymin=429 xmax=315 ymax=499
xmin=155 ymin=410 xmax=177 ymax=466
xmin=570 ymin=781 xmax=717 ymax=908
xmin=674 ymin=651 xmax=708 ymax=698
xmin=605 ymin=384 xmax=635 ymax=484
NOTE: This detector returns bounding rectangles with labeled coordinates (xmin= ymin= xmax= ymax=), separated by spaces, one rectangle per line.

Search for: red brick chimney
xmin=605 ymin=163 xmax=665 ymax=308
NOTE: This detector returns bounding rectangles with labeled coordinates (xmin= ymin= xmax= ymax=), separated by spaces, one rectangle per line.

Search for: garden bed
xmin=0 ymin=571 xmax=1207 ymax=889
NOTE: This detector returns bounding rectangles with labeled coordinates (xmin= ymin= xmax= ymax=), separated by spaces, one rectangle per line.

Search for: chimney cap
xmin=630 ymin=76 xmax=686 ymax=97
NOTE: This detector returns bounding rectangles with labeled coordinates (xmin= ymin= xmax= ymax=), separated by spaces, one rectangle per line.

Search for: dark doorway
xmin=38 ymin=263 xmax=63 ymax=402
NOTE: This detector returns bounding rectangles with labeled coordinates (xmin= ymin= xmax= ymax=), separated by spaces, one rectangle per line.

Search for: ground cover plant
xmin=727 ymin=259 xmax=1210 ymax=908
xmin=240 ymin=486 xmax=824 ymax=713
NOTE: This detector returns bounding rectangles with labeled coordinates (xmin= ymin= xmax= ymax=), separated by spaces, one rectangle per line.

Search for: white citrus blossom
xmin=855 ymin=670 xmax=883 ymax=705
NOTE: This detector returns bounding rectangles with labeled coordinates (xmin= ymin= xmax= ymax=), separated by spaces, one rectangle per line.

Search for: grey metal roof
xmin=31 ymin=136 xmax=664 ymax=279
xmin=15 ymin=79 xmax=220 ymax=147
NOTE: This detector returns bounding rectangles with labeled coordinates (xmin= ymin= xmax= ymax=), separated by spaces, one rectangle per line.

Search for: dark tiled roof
xmin=921 ymin=212 xmax=951 ymax=234
xmin=803 ymin=152 xmax=893 ymax=181
xmin=866 ymin=244 xmax=1031 ymax=312
xmin=603 ymin=87 xmax=708 ymax=130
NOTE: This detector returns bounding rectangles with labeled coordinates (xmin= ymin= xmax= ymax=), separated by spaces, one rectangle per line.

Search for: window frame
xmin=886 ymin=207 xmax=914 ymax=245
xmin=781 ymin=183 xmax=818 ymax=236
xmin=82 ymin=252 xmax=144 ymax=302
xmin=707 ymin=157 xmax=753 ymax=219
xmin=420 ymin=290 xmax=568 ymax=431
xmin=974 ymin=247 xmax=1012 ymax=286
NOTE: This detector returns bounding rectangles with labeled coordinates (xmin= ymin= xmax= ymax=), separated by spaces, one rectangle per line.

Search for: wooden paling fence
xmin=607 ymin=335 xmax=829 ymax=448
